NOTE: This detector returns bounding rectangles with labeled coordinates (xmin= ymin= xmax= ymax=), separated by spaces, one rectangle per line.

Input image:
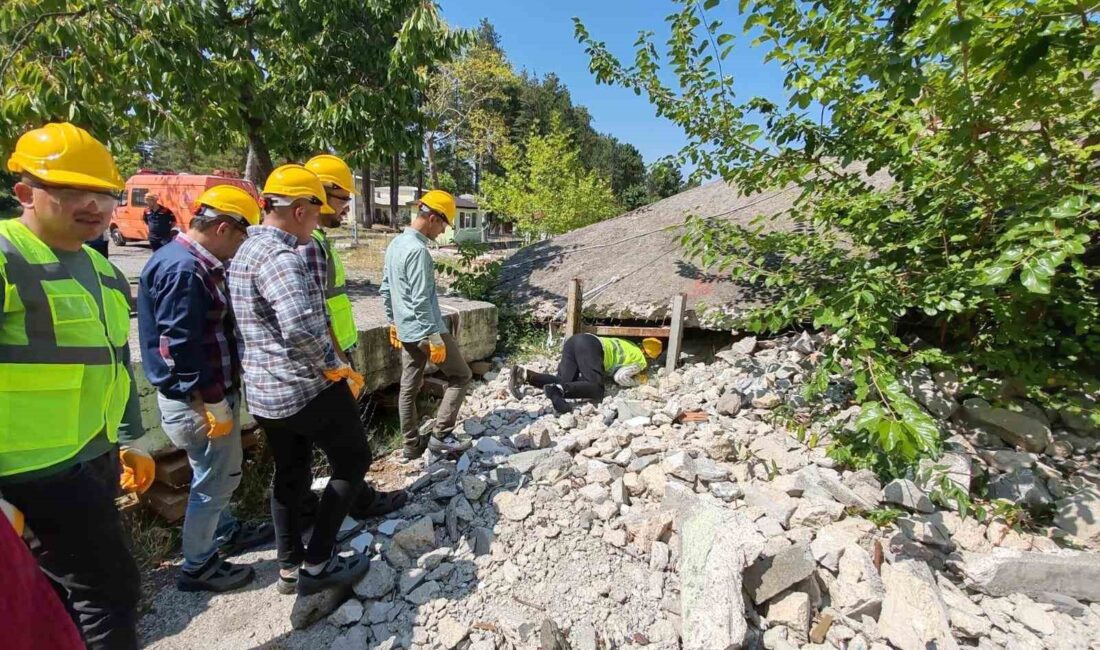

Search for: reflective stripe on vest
xmin=0 ymin=219 xmax=131 ymax=477
xmin=599 ymin=336 xmax=647 ymax=373
xmin=311 ymin=229 xmax=357 ymax=351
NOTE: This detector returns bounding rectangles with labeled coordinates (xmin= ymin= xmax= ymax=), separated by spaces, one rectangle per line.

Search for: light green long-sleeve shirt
xmin=380 ymin=228 xmax=448 ymax=343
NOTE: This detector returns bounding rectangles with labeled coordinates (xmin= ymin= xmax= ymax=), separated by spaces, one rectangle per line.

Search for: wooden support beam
xmin=665 ymin=293 xmax=687 ymax=374
xmin=585 ymin=325 xmax=672 ymax=338
xmin=564 ymin=278 xmax=583 ymax=339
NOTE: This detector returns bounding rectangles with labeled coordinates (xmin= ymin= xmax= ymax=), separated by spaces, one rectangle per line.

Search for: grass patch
xmin=123 ymin=507 xmax=180 ymax=573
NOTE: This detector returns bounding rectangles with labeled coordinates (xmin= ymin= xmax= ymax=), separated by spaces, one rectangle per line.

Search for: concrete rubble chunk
xmin=680 ymin=505 xmax=764 ymax=650
xmin=1053 ymin=486 xmax=1100 ymax=547
xmin=623 ymin=507 xmax=674 ymax=553
xmin=879 ymin=560 xmax=959 ymax=650
xmin=882 ymin=478 xmax=935 ymax=513
xmin=810 ymin=518 xmax=876 ymax=573
xmin=959 ymin=549 xmax=1100 ymax=602
xmin=938 ymin=580 xmax=991 ymax=639
xmin=405 ymin=580 xmax=441 ymax=605
xmin=797 ymin=465 xmax=877 ymax=510
xmin=393 ymin=516 xmax=436 ymax=556
xmin=744 ymin=483 xmax=799 ymax=528
xmin=327 ymin=599 xmax=363 ymax=627
xmin=900 ymin=366 xmax=958 ymax=420
xmin=988 ymin=468 xmax=1053 ymax=513
xmin=717 ymin=392 xmax=743 ymax=416
xmin=437 ymin=616 xmax=469 ymax=649
xmin=744 ymin=543 xmax=815 ymax=605
xmin=961 ymin=397 xmax=1052 ymax=453
xmin=493 ymin=491 xmax=534 ymax=521
xmin=832 ymin=543 xmax=886 ymax=619
xmin=353 ymin=559 xmax=397 ymax=599
xmin=460 ymin=475 xmax=487 ymax=501
xmin=290 ymin=584 xmax=351 ymax=630
xmin=767 ymin=591 xmax=812 ymax=644
xmin=329 ymin=626 xmax=370 ymax=650
xmin=916 ymin=453 xmax=972 ymax=509
xmin=790 ymin=498 xmax=845 ymax=528
xmin=663 ymin=450 xmax=696 ymax=482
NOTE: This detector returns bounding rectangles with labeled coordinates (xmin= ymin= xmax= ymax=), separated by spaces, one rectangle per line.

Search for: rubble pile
xmin=313 ymin=333 xmax=1100 ymax=649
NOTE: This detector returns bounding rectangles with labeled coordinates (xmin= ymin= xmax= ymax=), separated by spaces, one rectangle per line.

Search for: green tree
xmin=577 ymin=0 xmax=1099 ymax=475
xmin=1 ymin=1 xmax=463 ymax=185
xmin=481 ymin=114 xmax=619 ymax=237
xmin=646 ymin=160 xmax=684 ymax=201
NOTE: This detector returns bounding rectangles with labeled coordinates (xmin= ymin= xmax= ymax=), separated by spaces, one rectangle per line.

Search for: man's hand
xmin=613 ymin=364 xmax=644 ymax=387
xmin=422 ymin=333 xmax=446 ymax=365
xmin=346 ymin=368 xmax=366 ymax=399
xmin=388 ymin=324 xmax=402 ymax=350
xmin=204 ymin=399 xmax=234 ymax=439
xmin=119 ymin=446 xmax=155 ymax=494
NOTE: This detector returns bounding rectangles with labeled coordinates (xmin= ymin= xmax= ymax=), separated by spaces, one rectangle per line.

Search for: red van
xmin=109 ymin=171 xmax=258 ymax=246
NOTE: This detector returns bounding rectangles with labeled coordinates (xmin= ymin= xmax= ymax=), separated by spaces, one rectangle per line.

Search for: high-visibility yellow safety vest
xmin=311 ymin=229 xmax=357 ymax=351
xmin=0 ymin=219 xmax=132 ymax=477
xmin=599 ymin=336 xmax=647 ymax=374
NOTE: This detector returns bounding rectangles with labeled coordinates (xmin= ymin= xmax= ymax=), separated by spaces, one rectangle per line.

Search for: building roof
xmin=496 ymin=179 xmax=811 ymax=330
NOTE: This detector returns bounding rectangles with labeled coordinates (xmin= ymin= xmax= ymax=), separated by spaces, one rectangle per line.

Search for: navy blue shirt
xmin=137 ymin=237 xmax=239 ymax=401
xmin=143 ymin=206 xmax=177 ymax=239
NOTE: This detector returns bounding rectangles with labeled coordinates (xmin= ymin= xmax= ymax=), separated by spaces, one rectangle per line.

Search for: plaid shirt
xmin=297 ymin=230 xmax=330 ymax=320
xmin=174 ymin=234 xmax=238 ymax=400
xmin=227 ymin=225 xmax=339 ymax=419
xmin=137 ymin=233 xmax=238 ymax=402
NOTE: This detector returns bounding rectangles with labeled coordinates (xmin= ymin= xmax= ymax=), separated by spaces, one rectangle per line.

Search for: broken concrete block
xmin=767 ymin=591 xmax=812 ymax=644
xmin=959 ymin=549 xmax=1100 ymax=602
xmin=961 ymin=398 xmax=1052 ymax=453
xmin=882 ymin=478 xmax=934 ymax=513
xmin=744 ymin=543 xmax=815 ymax=605
xmin=879 ymin=560 xmax=959 ymax=650
xmin=743 ymin=483 xmax=798 ymax=528
xmin=353 ymin=559 xmax=396 ymax=599
xmin=393 ymin=516 xmax=436 ymax=556
xmin=290 ymin=584 xmax=351 ymax=630
xmin=680 ymin=506 xmax=764 ymax=650
xmin=1053 ymin=486 xmax=1100 ymax=547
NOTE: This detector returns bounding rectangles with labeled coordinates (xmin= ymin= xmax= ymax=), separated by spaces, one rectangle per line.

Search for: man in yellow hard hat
xmin=510 ymin=336 xmax=664 ymax=413
xmin=298 ymin=154 xmax=409 ymax=522
xmin=381 ymin=189 xmax=474 ymax=460
xmin=1 ymin=122 xmax=154 ymax=649
xmin=137 ymin=185 xmax=274 ymax=593
xmin=301 ymin=154 xmax=358 ymax=359
xmin=228 ymin=165 xmax=374 ymax=596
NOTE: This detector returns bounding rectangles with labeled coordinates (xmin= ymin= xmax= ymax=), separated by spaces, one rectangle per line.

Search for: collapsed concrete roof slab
xmin=497 ymin=180 xmax=806 ymax=330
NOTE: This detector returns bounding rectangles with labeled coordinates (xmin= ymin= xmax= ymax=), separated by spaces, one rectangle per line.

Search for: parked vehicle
xmin=109 ymin=171 xmax=258 ymax=246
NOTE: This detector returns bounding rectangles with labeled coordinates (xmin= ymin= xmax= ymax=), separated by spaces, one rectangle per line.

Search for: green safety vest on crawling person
xmin=599 ymin=336 xmax=647 ymax=373
xmin=311 ymin=229 xmax=357 ymax=351
xmin=0 ymin=219 xmax=132 ymax=477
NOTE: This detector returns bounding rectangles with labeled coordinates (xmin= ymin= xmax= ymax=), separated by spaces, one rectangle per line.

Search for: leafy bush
xmin=576 ymin=0 xmax=1099 ymax=476
xmin=437 ymin=241 xmax=500 ymax=302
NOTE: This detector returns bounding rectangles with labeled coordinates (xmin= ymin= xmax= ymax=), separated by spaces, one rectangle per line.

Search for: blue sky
xmin=439 ymin=0 xmax=789 ymax=170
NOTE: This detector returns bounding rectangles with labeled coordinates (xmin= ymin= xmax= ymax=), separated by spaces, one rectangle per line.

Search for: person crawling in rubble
xmin=509 ymin=335 xmax=663 ymax=413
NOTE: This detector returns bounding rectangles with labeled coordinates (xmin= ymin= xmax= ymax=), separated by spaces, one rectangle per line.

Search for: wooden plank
xmin=564 ymin=278 xmax=583 ymax=339
xmin=665 ymin=293 xmax=687 ymax=374
xmin=140 ymin=482 xmax=188 ymax=523
xmin=585 ymin=325 xmax=671 ymax=338
xmin=421 ymin=376 xmax=448 ymax=398
xmin=154 ymin=451 xmax=192 ymax=488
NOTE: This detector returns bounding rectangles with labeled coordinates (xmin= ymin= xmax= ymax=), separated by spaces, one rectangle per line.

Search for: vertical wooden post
xmin=665 ymin=293 xmax=687 ymax=374
xmin=565 ymin=278 xmax=583 ymax=339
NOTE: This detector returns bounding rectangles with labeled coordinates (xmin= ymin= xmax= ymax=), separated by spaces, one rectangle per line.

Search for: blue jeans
xmin=158 ymin=390 xmax=243 ymax=572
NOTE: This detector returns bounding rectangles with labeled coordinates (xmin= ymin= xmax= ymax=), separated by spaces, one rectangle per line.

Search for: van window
xmin=130 ymin=188 xmax=149 ymax=207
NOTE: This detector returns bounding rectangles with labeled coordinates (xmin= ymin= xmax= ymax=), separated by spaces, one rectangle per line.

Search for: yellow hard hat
xmin=262 ymin=164 xmax=334 ymax=215
xmin=419 ymin=189 xmax=456 ymax=224
xmin=6 ymin=122 xmax=124 ymax=192
xmin=305 ymin=154 xmax=356 ymax=195
xmin=642 ymin=337 xmax=663 ymax=359
xmin=193 ymin=185 xmax=261 ymax=226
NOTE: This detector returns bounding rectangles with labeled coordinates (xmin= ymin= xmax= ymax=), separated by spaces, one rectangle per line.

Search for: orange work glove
xmin=323 ymin=365 xmax=350 ymax=384
xmin=203 ymin=399 xmax=234 ymax=439
xmin=388 ymin=324 xmax=402 ymax=350
xmin=119 ymin=446 xmax=155 ymax=494
xmin=346 ymin=368 xmax=365 ymax=399
xmin=424 ymin=333 xmax=447 ymax=365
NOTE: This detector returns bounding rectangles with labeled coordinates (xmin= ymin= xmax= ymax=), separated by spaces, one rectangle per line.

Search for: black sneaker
xmin=178 ymin=556 xmax=255 ymax=593
xmin=508 ymin=365 xmax=526 ymax=400
xmin=349 ymin=487 xmax=408 ymax=520
xmin=219 ymin=521 xmax=275 ymax=558
xmin=297 ymin=553 xmax=370 ymax=596
xmin=544 ymin=384 xmax=573 ymax=414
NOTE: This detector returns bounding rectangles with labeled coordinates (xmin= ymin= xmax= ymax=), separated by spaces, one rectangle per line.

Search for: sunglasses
xmin=25 ymin=178 xmax=121 ymax=212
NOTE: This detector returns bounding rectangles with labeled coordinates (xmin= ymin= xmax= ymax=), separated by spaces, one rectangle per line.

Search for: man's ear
xmin=13 ymin=181 xmax=34 ymax=206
